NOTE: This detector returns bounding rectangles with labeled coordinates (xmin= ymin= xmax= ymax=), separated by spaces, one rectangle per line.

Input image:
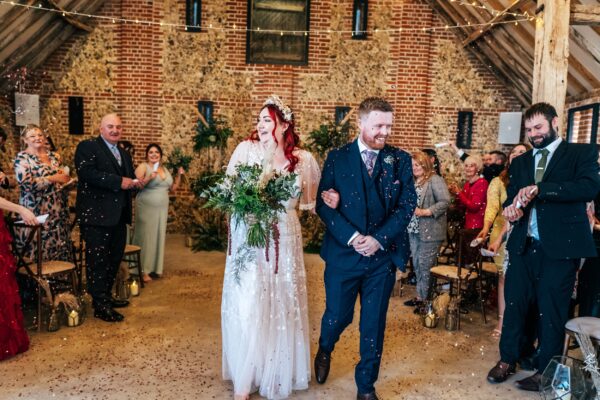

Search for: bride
xmin=221 ymin=96 xmax=321 ymax=400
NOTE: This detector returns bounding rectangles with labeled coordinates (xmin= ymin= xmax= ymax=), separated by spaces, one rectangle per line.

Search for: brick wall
xmin=27 ymin=0 xmax=527 ymax=169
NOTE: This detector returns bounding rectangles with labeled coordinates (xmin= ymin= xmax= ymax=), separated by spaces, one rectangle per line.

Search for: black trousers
xmin=500 ymin=238 xmax=579 ymax=372
xmin=577 ymin=255 xmax=600 ymax=317
xmin=81 ymin=223 xmax=127 ymax=309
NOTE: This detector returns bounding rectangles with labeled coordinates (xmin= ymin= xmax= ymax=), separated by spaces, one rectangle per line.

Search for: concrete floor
xmin=0 ymin=234 xmax=538 ymax=400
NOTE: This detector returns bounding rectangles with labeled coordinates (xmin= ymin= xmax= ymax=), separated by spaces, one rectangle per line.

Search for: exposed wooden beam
xmin=570 ymin=4 xmax=600 ymax=25
xmin=532 ymin=0 xmax=571 ymax=125
xmin=44 ymin=0 xmax=93 ymax=32
xmin=568 ymin=52 xmax=600 ymax=89
xmin=450 ymin=1 xmax=533 ymax=101
xmin=426 ymin=0 xmax=531 ymax=105
xmin=570 ymin=26 xmax=600 ymax=65
xmin=463 ymin=3 xmax=534 ymax=83
xmin=462 ymin=0 xmax=531 ymax=47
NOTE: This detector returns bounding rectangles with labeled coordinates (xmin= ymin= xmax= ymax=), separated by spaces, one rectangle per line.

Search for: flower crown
xmin=263 ymin=95 xmax=293 ymax=123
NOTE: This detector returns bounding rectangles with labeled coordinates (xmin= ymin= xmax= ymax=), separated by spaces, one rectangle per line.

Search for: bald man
xmin=75 ymin=114 xmax=141 ymax=322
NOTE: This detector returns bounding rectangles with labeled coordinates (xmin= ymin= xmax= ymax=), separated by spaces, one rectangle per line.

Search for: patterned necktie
xmin=535 ymin=149 xmax=549 ymax=184
xmin=362 ymin=150 xmax=377 ymax=176
xmin=111 ymin=145 xmax=122 ymax=166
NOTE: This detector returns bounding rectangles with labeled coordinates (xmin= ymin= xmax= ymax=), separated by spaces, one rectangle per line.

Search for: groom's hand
xmin=352 ymin=235 xmax=381 ymax=257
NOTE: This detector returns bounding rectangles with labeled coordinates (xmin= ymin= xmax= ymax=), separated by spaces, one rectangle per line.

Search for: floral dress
xmin=221 ymin=140 xmax=320 ymax=399
xmin=14 ymin=151 xmax=71 ymax=261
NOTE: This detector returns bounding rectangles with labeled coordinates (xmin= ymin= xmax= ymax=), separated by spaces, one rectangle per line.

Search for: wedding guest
xmin=449 ymin=155 xmax=488 ymax=230
xmin=450 ymin=143 xmax=505 ymax=182
xmin=75 ymin=113 xmax=140 ymax=323
xmin=487 ymin=102 xmax=600 ymax=391
xmin=221 ymin=96 xmax=320 ymax=400
xmin=0 ymin=127 xmax=10 ymax=189
xmin=577 ymin=187 xmax=600 ymax=317
xmin=132 ymin=143 xmax=183 ymax=282
xmin=14 ymin=125 xmax=71 ymax=261
xmin=476 ymin=143 xmax=529 ymax=338
xmin=404 ymin=151 xmax=450 ymax=312
xmin=422 ymin=148 xmax=441 ymax=175
xmin=0 ymin=196 xmax=37 ymax=361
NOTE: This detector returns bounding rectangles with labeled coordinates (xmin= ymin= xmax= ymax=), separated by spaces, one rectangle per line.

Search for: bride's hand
xmin=321 ymin=189 xmax=340 ymax=209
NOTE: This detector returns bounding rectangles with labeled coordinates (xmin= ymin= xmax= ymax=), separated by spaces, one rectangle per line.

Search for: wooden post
xmin=532 ymin=0 xmax=571 ymax=127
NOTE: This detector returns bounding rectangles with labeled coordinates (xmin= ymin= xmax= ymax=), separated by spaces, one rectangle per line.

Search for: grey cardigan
xmin=415 ymin=174 xmax=450 ymax=242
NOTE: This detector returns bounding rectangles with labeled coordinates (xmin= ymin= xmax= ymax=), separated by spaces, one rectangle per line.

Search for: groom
xmin=315 ymin=97 xmax=416 ymax=399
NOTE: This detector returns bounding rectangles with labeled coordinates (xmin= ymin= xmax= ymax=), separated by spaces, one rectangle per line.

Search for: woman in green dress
xmin=133 ymin=143 xmax=183 ymax=282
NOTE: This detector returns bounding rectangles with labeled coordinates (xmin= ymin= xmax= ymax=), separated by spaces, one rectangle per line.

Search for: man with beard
xmin=487 ymin=102 xmax=600 ymax=391
xmin=315 ymin=97 xmax=416 ymax=400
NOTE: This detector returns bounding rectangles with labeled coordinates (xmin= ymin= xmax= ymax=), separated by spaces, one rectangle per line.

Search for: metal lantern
xmin=422 ymin=303 xmax=439 ymax=328
xmin=445 ymin=300 xmax=459 ymax=331
xmin=116 ymin=279 xmax=131 ymax=300
xmin=540 ymin=356 xmax=591 ymax=400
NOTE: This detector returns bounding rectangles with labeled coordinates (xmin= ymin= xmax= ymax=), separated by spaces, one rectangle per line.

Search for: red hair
xmin=248 ymin=105 xmax=300 ymax=172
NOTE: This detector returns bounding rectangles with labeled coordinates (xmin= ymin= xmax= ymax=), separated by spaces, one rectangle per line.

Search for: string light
xmin=0 ymin=0 xmax=535 ymax=34
xmin=455 ymin=0 xmax=534 ymax=22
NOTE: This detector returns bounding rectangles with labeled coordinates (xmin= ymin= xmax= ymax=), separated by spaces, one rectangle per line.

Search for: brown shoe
xmin=487 ymin=361 xmax=516 ymax=383
xmin=314 ymin=347 xmax=331 ymax=384
xmin=357 ymin=392 xmax=380 ymax=400
xmin=515 ymin=372 xmax=541 ymax=392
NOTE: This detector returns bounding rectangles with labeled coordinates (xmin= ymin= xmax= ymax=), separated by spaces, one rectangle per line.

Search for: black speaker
xmin=68 ymin=96 xmax=84 ymax=135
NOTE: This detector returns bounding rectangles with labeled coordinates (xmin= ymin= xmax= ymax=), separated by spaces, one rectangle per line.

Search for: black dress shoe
xmin=518 ymin=353 xmax=538 ymax=371
xmin=94 ymin=307 xmax=124 ymax=322
xmin=111 ymin=299 xmax=130 ymax=308
xmin=487 ymin=361 xmax=516 ymax=383
xmin=149 ymin=272 xmax=161 ymax=279
xmin=515 ymin=372 xmax=541 ymax=392
xmin=314 ymin=347 xmax=331 ymax=384
xmin=357 ymin=392 xmax=380 ymax=400
xmin=403 ymin=298 xmax=423 ymax=307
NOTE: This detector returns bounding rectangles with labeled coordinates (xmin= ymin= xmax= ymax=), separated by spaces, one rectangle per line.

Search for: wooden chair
xmin=122 ymin=244 xmax=143 ymax=288
xmin=8 ymin=220 xmax=79 ymax=331
xmin=429 ymin=228 xmax=487 ymax=329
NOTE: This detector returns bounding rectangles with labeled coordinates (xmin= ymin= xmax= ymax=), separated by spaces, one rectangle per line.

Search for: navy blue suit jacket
xmin=317 ymin=140 xmax=416 ymax=270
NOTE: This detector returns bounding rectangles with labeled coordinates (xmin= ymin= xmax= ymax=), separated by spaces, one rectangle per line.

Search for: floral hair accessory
xmin=263 ymin=95 xmax=293 ymax=123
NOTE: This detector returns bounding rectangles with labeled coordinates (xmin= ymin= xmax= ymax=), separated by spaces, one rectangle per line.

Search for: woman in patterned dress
xmin=13 ymin=125 xmax=71 ymax=261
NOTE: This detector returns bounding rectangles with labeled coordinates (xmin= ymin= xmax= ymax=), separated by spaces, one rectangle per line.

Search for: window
xmin=246 ymin=0 xmax=310 ymax=65
xmin=352 ymin=0 xmax=368 ymax=40
xmin=198 ymin=101 xmax=214 ymax=124
xmin=335 ymin=106 xmax=351 ymax=124
xmin=567 ymin=103 xmax=599 ymax=144
xmin=186 ymin=0 xmax=202 ymax=32
xmin=456 ymin=111 xmax=473 ymax=149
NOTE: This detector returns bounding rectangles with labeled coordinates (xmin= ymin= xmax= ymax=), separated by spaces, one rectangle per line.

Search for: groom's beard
xmin=529 ymin=124 xmax=558 ymax=149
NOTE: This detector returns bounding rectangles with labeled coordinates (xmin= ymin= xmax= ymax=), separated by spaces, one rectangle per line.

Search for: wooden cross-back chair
xmin=8 ymin=218 xmax=79 ymax=331
xmin=429 ymin=228 xmax=487 ymax=330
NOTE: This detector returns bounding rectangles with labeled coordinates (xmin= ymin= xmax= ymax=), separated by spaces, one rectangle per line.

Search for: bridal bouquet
xmin=201 ymin=161 xmax=299 ymax=278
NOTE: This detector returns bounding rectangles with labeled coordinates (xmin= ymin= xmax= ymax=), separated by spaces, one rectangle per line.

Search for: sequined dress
xmin=0 ymin=211 xmax=29 ymax=360
xmin=221 ymin=140 xmax=320 ymax=399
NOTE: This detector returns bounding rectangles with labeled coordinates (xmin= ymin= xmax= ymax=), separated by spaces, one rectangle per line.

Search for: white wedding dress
xmin=221 ymin=140 xmax=320 ymax=399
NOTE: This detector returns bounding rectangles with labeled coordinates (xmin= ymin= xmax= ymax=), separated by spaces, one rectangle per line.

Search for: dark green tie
xmin=535 ymin=149 xmax=549 ymax=183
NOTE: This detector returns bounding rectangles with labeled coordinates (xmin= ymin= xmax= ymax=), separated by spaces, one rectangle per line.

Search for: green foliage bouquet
xmin=202 ymin=164 xmax=299 ymax=247
xmin=201 ymin=162 xmax=299 ymax=281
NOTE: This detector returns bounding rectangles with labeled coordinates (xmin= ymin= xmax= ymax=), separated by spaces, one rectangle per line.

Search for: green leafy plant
xmin=164 ymin=147 xmax=193 ymax=173
xmin=190 ymin=171 xmax=225 ymax=199
xmin=194 ymin=117 xmax=233 ymax=150
xmin=305 ymin=120 xmax=353 ymax=160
